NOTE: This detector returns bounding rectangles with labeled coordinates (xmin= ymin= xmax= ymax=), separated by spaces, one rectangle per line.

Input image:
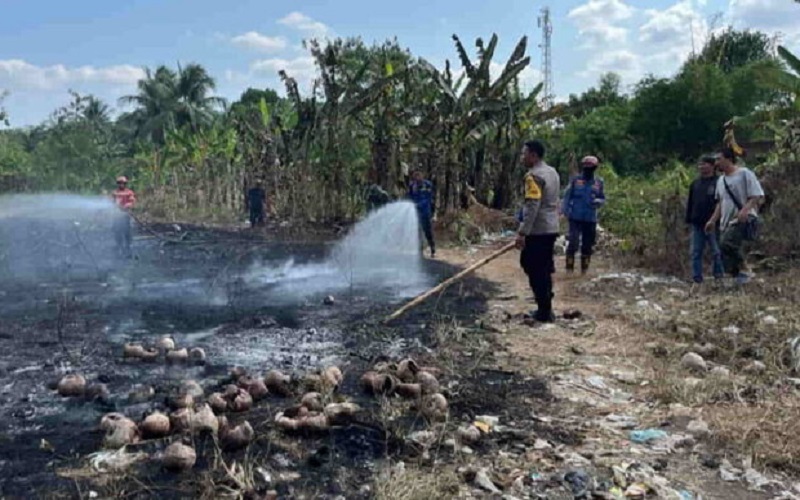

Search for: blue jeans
xmin=691 ymin=225 xmax=723 ymax=282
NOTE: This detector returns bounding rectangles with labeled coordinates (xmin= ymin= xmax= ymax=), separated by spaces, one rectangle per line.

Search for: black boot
xmin=566 ymin=255 xmax=575 ymax=273
xmin=581 ymin=255 xmax=591 ymax=274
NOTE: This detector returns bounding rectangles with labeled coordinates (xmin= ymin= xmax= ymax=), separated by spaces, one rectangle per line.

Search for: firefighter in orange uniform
xmin=112 ymin=176 xmax=136 ymax=258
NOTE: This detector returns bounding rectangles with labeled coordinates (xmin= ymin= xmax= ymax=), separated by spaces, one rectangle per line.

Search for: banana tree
xmin=416 ymin=33 xmax=532 ymax=209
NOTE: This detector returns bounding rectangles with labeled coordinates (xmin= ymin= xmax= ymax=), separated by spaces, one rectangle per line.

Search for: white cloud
xmin=581 ymin=50 xmax=641 ymax=79
xmin=568 ymin=0 xmax=635 ymax=24
xmin=638 ymin=1 xmax=708 ymax=73
xmin=0 ymin=60 xmax=144 ymax=90
xmin=729 ymin=0 xmax=800 ymax=48
xmin=640 ymin=1 xmax=707 ymax=48
xmin=278 ymin=12 xmax=331 ymax=38
xmin=568 ymin=0 xmax=635 ymax=48
xmin=251 ymin=56 xmax=318 ymax=90
xmin=231 ymin=31 xmax=288 ymax=52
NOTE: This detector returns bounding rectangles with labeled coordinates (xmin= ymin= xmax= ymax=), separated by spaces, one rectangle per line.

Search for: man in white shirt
xmin=704 ymin=148 xmax=764 ymax=284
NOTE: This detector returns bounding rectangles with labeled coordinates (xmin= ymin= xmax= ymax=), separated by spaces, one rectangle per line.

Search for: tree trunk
xmin=372 ymin=138 xmax=391 ymax=188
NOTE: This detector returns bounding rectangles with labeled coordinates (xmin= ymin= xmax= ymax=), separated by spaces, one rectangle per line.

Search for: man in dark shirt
xmin=246 ymin=179 xmax=267 ymax=228
xmin=686 ymin=156 xmax=723 ymax=283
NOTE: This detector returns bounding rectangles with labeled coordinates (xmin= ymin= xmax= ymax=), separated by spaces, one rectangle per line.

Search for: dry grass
xmin=707 ymin=395 xmax=800 ymax=472
xmin=647 ymin=365 xmax=745 ymax=406
xmin=373 ymin=464 xmax=460 ymax=500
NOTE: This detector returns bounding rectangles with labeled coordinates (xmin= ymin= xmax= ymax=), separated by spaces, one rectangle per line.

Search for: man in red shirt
xmin=112 ymin=176 xmax=136 ymax=258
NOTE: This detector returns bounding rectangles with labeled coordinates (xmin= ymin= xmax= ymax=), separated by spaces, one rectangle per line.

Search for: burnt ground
xmin=0 ymin=221 xmax=558 ymax=499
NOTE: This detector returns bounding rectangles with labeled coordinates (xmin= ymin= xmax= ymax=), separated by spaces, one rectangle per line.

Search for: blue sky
xmin=1 ymin=0 xmax=798 ymax=127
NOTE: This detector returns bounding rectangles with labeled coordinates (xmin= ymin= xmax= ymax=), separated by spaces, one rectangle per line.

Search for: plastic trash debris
xmin=681 ymin=352 xmax=707 ymax=372
xmin=473 ymin=468 xmax=501 ymax=494
xmin=473 ymin=421 xmax=491 ymax=433
xmin=475 ymin=415 xmax=500 ymax=427
xmin=678 ymin=491 xmax=694 ymax=500
xmin=744 ymin=468 xmax=772 ymax=491
xmin=629 ymin=429 xmax=669 ymax=444
xmin=609 ymin=486 xmax=625 ymax=499
xmin=686 ymin=419 xmax=710 ymax=437
xmin=563 ymin=470 xmax=592 ymax=498
xmin=587 ymin=376 xmax=608 ymax=390
xmin=719 ymin=459 xmax=742 ymax=482
xmin=624 ymin=483 xmax=648 ymax=497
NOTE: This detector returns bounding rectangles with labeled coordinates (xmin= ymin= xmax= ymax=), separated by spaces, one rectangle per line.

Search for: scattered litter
xmin=636 ymin=300 xmax=664 ymax=312
xmin=719 ymin=460 xmax=742 ymax=482
xmin=476 ymin=415 xmax=500 ymax=427
xmin=563 ymin=470 xmax=592 ymax=498
xmin=533 ymin=438 xmax=552 ymax=450
xmin=624 ymin=482 xmax=648 ymax=497
xmin=629 ymin=429 xmax=669 ymax=444
xmin=686 ymin=419 xmax=710 ymax=437
xmin=709 ymin=366 xmax=731 ymax=378
xmin=408 ymin=430 xmax=436 ymax=448
xmin=681 ymin=352 xmax=707 ymax=372
xmin=743 ymin=467 xmax=772 ymax=491
xmin=762 ymin=315 xmax=778 ymax=326
xmin=473 ymin=421 xmax=491 ymax=433
xmin=605 ymin=414 xmax=639 ymax=429
xmin=788 ymin=337 xmax=800 ymax=372
xmin=473 ymin=468 xmax=501 ymax=494
xmin=744 ymin=360 xmax=767 ymax=374
xmin=586 ymin=376 xmax=608 ymax=390
xmin=257 ymin=467 xmax=273 ymax=484
xmin=88 ymin=449 xmax=148 ymax=472
xmin=722 ymin=325 xmax=741 ymax=335
xmin=678 ymin=490 xmax=694 ymax=500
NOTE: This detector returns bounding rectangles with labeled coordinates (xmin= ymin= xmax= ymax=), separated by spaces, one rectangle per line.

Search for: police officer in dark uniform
xmin=516 ymin=140 xmax=561 ymax=323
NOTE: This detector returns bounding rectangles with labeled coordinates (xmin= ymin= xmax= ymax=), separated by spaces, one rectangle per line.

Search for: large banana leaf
xmin=778 ymin=46 xmax=800 ymax=77
xmin=505 ymin=36 xmax=528 ymax=67
xmin=489 ymin=57 xmax=531 ymax=99
xmin=465 ymin=119 xmax=498 ymax=146
xmin=341 ymin=71 xmax=406 ymax=117
xmin=452 ymin=35 xmax=476 ymax=80
xmin=477 ymin=34 xmax=499 ymax=84
xmin=418 ymin=59 xmax=457 ymax=102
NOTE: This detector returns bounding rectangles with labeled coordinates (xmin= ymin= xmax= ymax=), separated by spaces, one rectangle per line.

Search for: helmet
xmin=580 ymin=156 xmax=600 ymax=167
xmin=116 ymin=176 xmax=128 ymax=183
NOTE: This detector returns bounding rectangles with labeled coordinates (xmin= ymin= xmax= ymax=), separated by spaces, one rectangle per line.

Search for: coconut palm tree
xmin=175 ymin=63 xmax=225 ymax=132
xmin=120 ymin=66 xmax=178 ymax=144
xmin=120 ymin=63 xmax=223 ymax=144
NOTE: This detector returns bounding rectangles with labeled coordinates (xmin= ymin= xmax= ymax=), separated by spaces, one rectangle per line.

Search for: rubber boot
xmin=581 ymin=255 xmax=591 ymax=275
xmin=566 ymin=255 xmax=575 ymax=273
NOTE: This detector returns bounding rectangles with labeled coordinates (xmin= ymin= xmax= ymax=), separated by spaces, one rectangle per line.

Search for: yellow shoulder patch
xmin=524 ymin=174 xmax=542 ymax=200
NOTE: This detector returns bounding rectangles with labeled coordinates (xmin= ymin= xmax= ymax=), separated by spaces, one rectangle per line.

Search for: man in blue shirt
xmin=409 ymin=169 xmax=436 ymax=257
xmin=561 ymin=155 xmax=605 ymax=274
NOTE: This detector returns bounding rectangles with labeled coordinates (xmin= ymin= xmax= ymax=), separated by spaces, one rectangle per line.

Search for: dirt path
xmin=434 ymin=243 xmax=790 ymax=499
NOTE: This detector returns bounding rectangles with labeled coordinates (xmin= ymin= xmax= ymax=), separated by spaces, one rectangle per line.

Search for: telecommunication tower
xmin=537 ymin=6 xmax=554 ymax=110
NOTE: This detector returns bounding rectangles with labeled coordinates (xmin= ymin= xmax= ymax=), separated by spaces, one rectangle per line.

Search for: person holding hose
xmin=112 ymin=175 xmax=136 ymax=258
xmin=561 ymin=155 xmax=605 ymax=274
xmin=409 ymin=169 xmax=436 ymax=258
xmin=517 ymin=140 xmax=561 ymax=323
